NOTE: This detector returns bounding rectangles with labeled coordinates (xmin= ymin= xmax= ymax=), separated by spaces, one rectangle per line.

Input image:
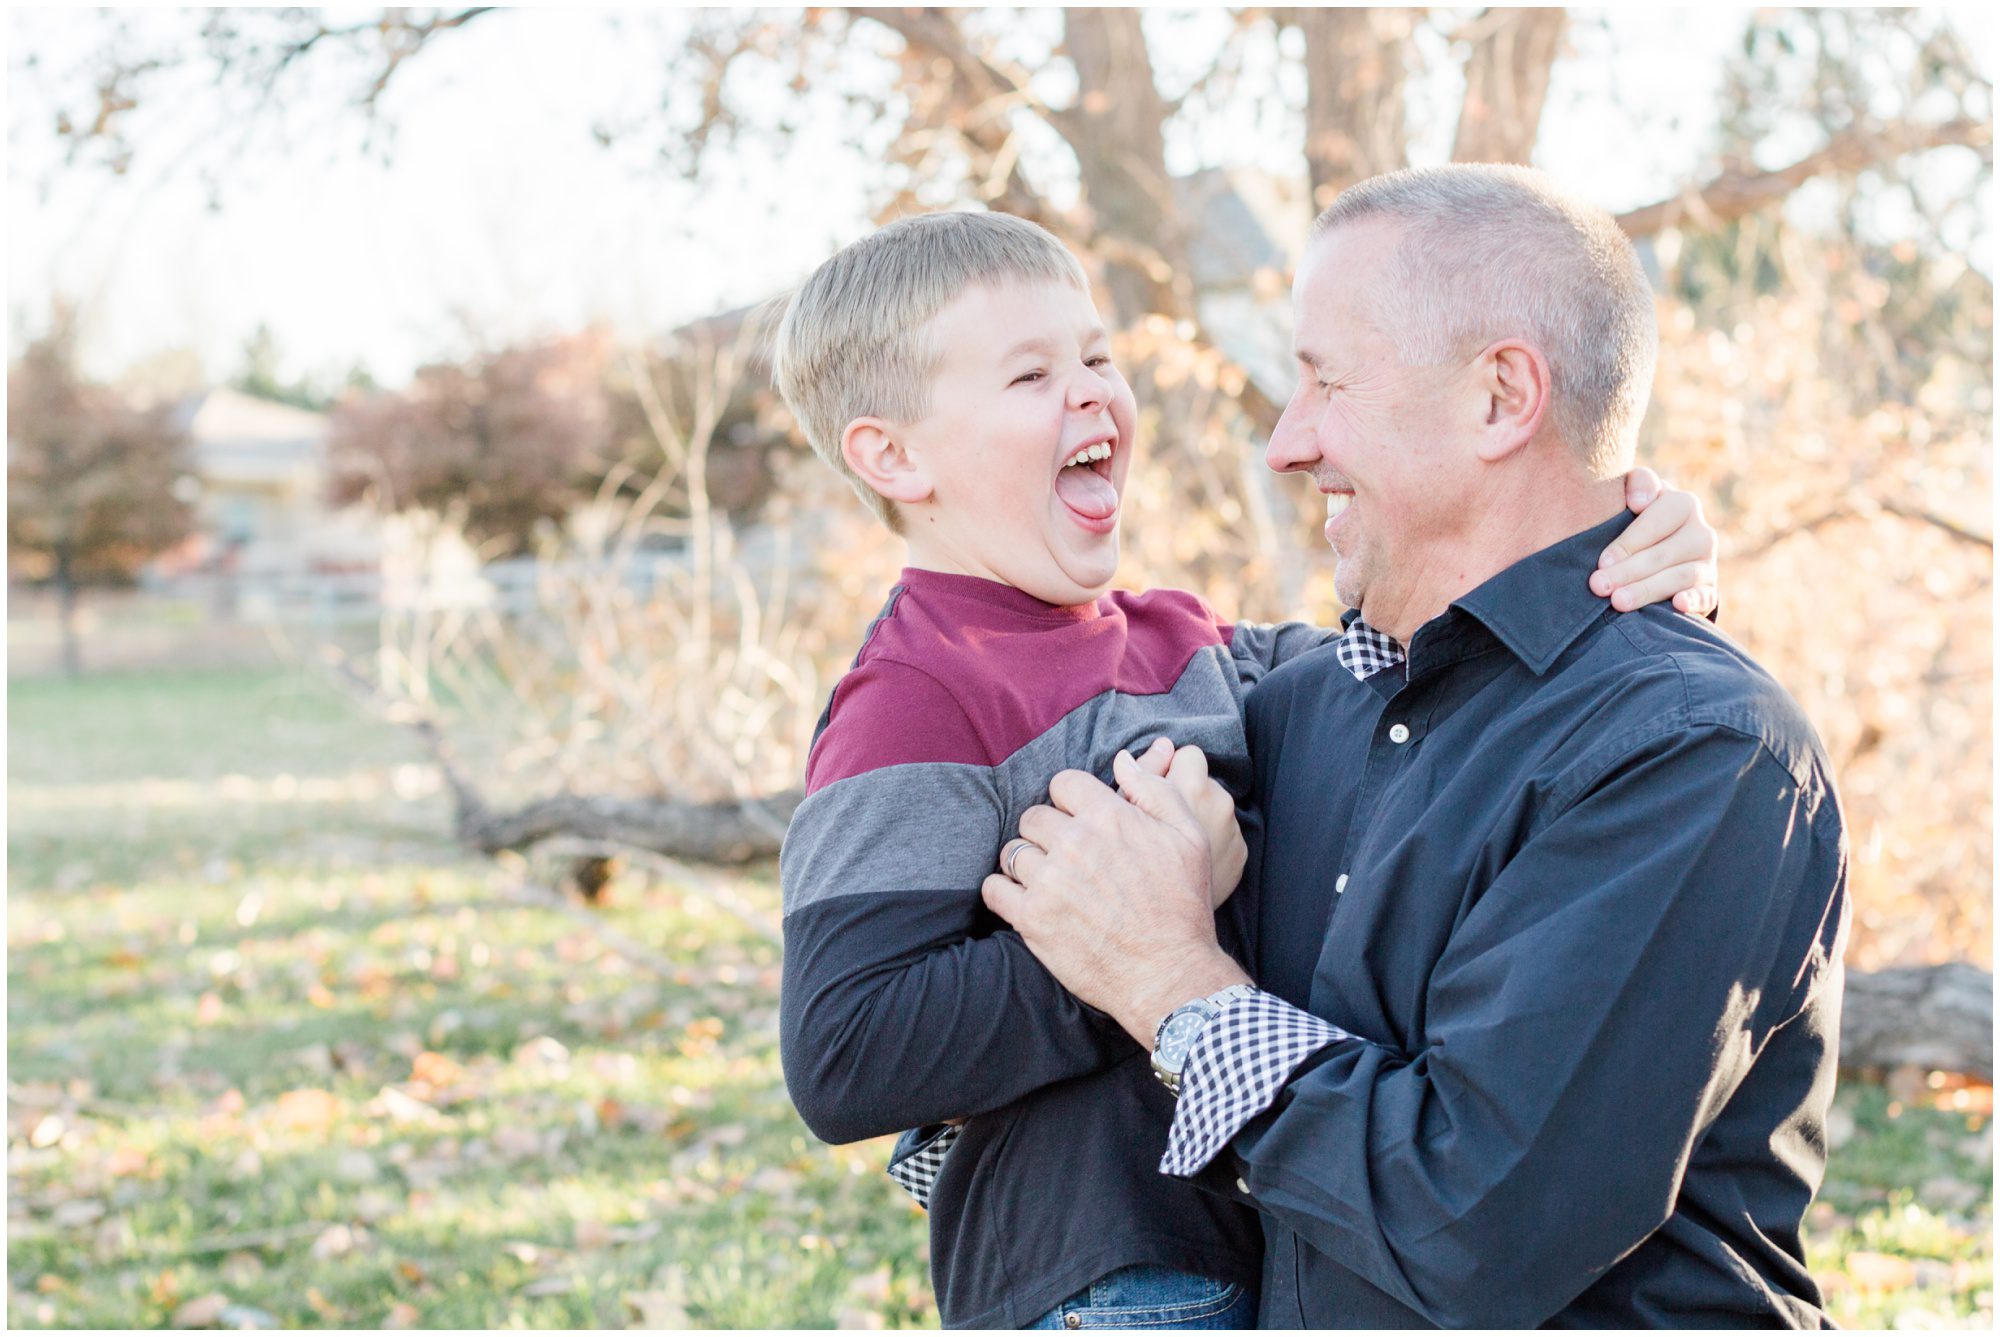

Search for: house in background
xmin=145 ymin=388 xmax=383 ymax=615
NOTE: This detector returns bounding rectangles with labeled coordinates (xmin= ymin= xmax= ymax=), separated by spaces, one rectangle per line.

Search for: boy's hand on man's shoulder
xmin=1594 ymin=467 xmax=1720 ymax=617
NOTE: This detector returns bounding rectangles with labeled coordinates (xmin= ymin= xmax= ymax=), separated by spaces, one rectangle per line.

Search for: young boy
xmin=773 ymin=211 xmax=1716 ymax=1330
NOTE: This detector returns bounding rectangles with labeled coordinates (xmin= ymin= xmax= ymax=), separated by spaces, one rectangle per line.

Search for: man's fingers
xmin=1122 ymin=737 xmax=1174 ymax=795
xmin=1165 ymin=744 xmax=1211 ymax=789
xmin=1017 ymin=804 xmax=1061 ymax=850
xmin=1110 ymin=755 xmax=1203 ymax=834
xmin=1608 ymin=562 xmax=1712 ymax=612
xmin=1048 ymin=766 xmax=1119 ymax=816
xmin=998 ymin=837 xmax=1033 ymax=883
xmin=981 ymin=872 xmax=1027 ymax=924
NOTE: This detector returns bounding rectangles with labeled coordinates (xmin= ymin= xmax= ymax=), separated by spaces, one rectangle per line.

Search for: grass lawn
xmin=7 ymin=666 xmax=1992 ymax=1328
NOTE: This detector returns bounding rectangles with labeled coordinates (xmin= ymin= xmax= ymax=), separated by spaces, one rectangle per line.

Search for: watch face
xmin=1159 ymin=1012 xmax=1205 ymax=1063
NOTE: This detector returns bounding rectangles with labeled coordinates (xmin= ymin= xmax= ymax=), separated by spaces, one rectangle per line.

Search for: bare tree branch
xmin=1731 ymin=494 xmax=1993 ymax=561
xmin=1618 ymin=117 xmax=1994 ymax=237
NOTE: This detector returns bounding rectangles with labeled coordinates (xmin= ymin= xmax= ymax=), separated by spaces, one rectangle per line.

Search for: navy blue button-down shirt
xmin=1214 ymin=511 xmax=1848 ymax=1328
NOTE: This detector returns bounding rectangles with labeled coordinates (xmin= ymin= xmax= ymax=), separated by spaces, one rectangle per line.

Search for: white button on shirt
xmin=1335 ymin=873 xmax=1349 ymax=894
xmin=1389 ymin=723 xmax=1411 ymax=744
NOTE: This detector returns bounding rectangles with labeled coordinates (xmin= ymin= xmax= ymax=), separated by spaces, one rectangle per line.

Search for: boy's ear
xmin=841 ymin=417 xmax=934 ymax=506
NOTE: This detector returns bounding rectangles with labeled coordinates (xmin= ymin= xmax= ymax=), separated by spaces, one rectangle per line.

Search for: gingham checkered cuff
xmin=886 ymin=1123 xmax=958 ymax=1208
xmin=1160 ymin=991 xmax=1347 ymax=1177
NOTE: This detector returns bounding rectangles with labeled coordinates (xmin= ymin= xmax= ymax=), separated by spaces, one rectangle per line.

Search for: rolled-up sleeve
xmin=1210 ymin=725 xmax=1846 ymax=1328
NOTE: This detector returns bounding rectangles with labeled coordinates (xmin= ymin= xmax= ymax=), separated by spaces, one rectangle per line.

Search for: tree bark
xmin=1451 ymin=8 xmax=1567 ymax=166
xmin=54 ymin=544 xmax=81 ymax=678
xmin=1297 ymin=7 xmax=1415 ymax=210
xmin=454 ymin=788 xmax=801 ymax=865
xmin=1841 ymin=962 xmax=1992 ymax=1080
xmin=1060 ymin=7 xmax=1195 ymax=325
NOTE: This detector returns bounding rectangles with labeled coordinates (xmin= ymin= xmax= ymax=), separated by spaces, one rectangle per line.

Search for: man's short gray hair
xmin=1311 ymin=164 xmax=1658 ymax=476
xmin=774 ymin=211 xmax=1090 ymax=532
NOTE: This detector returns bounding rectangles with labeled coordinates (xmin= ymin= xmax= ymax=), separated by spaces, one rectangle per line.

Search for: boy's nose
xmin=1068 ymin=366 xmax=1113 ymax=412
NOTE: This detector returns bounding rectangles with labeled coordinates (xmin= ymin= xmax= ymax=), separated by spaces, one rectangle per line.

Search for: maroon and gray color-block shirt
xmin=778 ymin=566 xmax=1333 ymax=1329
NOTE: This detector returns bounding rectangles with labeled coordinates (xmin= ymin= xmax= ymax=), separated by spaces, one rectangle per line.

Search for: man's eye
xmin=1085 ymin=355 xmax=1111 ymax=369
xmin=1012 ymin=370 xmax=1045 ymax=385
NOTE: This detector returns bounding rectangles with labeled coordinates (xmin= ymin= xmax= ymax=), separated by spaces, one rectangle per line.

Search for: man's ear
xmin=1471 ymin=338 xmax=1551 ymax=464
xmin=841 ymin=417 xmax=934 ymax=506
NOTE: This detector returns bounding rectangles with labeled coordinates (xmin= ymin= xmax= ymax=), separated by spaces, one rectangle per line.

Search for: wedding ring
xmin=1004 ymin=840 xmax=1035 ymax=881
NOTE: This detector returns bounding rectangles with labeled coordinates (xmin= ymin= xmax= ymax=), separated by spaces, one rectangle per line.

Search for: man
xmin=982 ymin=165 xmax=1848 ymax=1328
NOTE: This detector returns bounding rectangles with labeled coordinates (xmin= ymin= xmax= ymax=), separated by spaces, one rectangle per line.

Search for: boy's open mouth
xmin=1055 ymin=433 xmax=1119 ymax=528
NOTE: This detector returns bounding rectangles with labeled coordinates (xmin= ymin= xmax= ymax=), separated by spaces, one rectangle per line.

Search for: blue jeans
xmin=1026 ymin=1264 xmax=1255 ymax=1330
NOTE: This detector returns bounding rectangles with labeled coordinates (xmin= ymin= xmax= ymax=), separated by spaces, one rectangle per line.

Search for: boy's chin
xmin=1025 ymin=548 xmax=1119 ymax=607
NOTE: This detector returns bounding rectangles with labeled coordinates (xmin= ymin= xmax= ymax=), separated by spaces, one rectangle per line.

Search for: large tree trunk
xmin=1841 ymin=962 xmax=1992 ymax=1080
xmin=1451 ymin=8 xmax=1567 ymax=166
xmin=1297 ymin=7 xmax=1416 ymax=210
xmin=1060 ymin=7 xmax=1195 ymax=326
xmin=54 ymin=545 xmax=82 ymax=678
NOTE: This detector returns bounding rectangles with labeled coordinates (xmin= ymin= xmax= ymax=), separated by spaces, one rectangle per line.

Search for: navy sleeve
xmin=778 ymin=666 xmax=1133 ymax=1145
xmin=1224 ymin=725 xmax=1847 ymax=1328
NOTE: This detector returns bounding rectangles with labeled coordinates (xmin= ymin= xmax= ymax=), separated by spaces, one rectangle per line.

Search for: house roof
xmin=173 ymin=388 xmax=327 ymax=485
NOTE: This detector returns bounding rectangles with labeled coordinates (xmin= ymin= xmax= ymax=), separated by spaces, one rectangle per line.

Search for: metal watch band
xmin=1152 ymin=983 xmax=1260 ymax=1094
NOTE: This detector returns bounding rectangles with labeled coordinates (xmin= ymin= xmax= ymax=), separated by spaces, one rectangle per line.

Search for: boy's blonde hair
xmin=774 ymin=211 xmax=1090 ymax=532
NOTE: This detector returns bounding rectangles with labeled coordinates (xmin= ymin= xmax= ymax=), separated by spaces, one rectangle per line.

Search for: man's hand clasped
xmin=986 ymin=738 xmax=1252 ymax=1046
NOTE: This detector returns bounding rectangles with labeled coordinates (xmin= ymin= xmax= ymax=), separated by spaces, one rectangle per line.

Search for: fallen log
xmin=453 ymin=786 xmax=802 ymax=865
xmin=1840 ymin=962 xmax=1992 ymax=1081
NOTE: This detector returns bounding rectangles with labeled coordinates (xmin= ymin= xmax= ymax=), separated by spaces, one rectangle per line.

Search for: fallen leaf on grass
xmin=171 ymin=1293 xmax=231 ymax=1328
xmin=107 ymin=1143 xmax=157 ymax=1179
xmin=381 ymin=1301 xmax=420 ymax=1329
xmin=371 ymin=1085 xmax=442 ymax=1127
xmin=196 ymin=993 xmax=226 ymax=1026
xmin=274 ymin=1089 xmax=341 ymax=1133
xmin=311 ymin=1223 xmax=371 ymax=1260
xmin=575 ymin=1219 xmax=613 ymax=1250
xmin=409 ymin=1051 xmax=463 ymax=1089
xmin=625 ymin=1289 xmax=691 ymax=1327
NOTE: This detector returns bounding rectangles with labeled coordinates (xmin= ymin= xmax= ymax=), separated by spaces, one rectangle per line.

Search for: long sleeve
xmin=779 ymin=658 xmax=1132 ymax=1146
xmin=1223 ymin=619 xmax=1339 ymax=688
xmin=1202 ymin=724 xmax=1847 ymax=1328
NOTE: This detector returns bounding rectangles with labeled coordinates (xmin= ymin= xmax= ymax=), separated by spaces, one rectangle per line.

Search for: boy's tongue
xmin=1054 ymin=465 xmax=1118 ymax=521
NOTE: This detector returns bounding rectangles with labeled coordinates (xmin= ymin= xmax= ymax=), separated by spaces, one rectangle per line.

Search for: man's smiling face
xmin=1266 ymin=219 xmax=1482 ymax=622
xmin=894 ymin=279 xmax=1138 ymax=606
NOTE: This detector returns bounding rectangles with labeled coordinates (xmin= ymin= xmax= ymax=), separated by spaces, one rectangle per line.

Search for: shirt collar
xmin=1445 ymin=509 xmax=1632 ymax=676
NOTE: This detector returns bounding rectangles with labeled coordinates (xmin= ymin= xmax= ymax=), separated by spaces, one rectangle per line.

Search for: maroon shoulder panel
xmin=805 ymin=568 xmax=1229 ymax=791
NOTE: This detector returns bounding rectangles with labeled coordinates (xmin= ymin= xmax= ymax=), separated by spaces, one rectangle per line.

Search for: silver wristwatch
xmin=1151 ymin=984 xmax=1259 ymax=1095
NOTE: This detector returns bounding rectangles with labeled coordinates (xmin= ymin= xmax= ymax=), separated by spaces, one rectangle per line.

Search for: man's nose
xmin=1265 ymin=391 xmax=1321 ymax=473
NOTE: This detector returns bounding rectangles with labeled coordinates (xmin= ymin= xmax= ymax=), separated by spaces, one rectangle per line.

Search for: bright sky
xmin=6 ymin=7 xmax=1991 ymax=391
